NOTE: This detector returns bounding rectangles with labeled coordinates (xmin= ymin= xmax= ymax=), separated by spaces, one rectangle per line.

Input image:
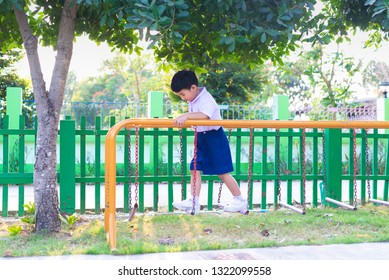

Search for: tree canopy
xmin=126 ymin=0 xmax=316 ymax=68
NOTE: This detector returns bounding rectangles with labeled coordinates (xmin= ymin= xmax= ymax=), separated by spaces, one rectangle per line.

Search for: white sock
xmin=233 ymin=195 xmax=244 ymax=201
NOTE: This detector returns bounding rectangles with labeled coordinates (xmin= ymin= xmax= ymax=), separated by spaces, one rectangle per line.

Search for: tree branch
xmin=13 ymin=4 xmax=47 ymax=108
xmin=49 ymin=0 xmax=78 ymax=112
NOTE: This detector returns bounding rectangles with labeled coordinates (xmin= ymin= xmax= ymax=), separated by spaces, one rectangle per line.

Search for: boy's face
xmin=175 ymin=85 xmax=198 ymax=102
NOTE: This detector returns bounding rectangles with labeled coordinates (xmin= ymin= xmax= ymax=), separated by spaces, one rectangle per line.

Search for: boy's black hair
xmin=170 ymin=70 xmax=198 ymax=92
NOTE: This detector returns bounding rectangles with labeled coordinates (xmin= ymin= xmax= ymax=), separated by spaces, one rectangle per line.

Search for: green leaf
xmin=159 ymin=16 xmax=173 ymax=26
xmin=261 ymin=32 xmax=267 ymax=43
xmin=99 ymin=14 xmax=107 ymax=26
xmin=227 ymin=40 xmax=235 ymax=52
xmin=118 ymin=10 xmax=123 ymax=21
xmin=176 ymin=21 xmax=192 ymax=31
xmin=365 ymin=0 xmax=377 ymax=6
xmin=7 ymin=225 xmax=22 ymax=236
xmin=59 ymin=214 xmax=68 ymax=225
xmin=224 ymin=36 xmax=234 ymax=44
xmin=176 ymin=11 xmax=189 ymax=18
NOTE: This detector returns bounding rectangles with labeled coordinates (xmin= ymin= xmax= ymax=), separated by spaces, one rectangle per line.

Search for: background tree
xmin=319 ymin=0 xmax=389 ymax=47
xmin=299 ymin=44 xmax=362 ymax=107
xmin=198 ymin=62 xmax=263 ymax=104
xmin=71 ymin=51 xmax=169 ymax=103
xmin=64 ymin=71 xmax=77 ymax=104
xmin=362 ymin=60 xmax=389 ymax=97
xmin=0 ymin=49 xmax=33 ymax=118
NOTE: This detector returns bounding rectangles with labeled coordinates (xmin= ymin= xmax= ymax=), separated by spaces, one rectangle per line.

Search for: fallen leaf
xmin=261 ymin=229 xmax=269 ymax=237
xmin=158 ymin=237 xmax=174 ymax=245
xmin=3 ymin=250 xmax=12 ymax=257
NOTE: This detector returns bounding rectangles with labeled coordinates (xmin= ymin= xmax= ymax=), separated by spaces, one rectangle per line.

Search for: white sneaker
xmin=172 ymin=199 xmax=200 ymax=214
xmin=223 ymin=198 xmax=248 ymax=214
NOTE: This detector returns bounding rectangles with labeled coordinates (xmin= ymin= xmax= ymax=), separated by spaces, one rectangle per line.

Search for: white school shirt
xmin=188 ymin=87 xmax=221 ymax=132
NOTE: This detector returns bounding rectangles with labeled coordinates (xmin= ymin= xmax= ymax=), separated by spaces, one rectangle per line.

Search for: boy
xmin=171 ymin=70 xmax=247 ymax=214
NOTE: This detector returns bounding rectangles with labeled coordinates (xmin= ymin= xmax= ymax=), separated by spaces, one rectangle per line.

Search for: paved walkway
xmin=4 ymin=242 xmax=389 ymax=260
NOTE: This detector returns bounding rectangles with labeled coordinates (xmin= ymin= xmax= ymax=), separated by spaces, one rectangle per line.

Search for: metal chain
xmin=217 ymin=129 xmax=232 ymax=203
xmin=302 ymin=128 xmax=307 ymax=211
xmin=275 ymin=129 xmax=281 ymax=204
xmin=364 ymin=129 xmax=371 ymax=200
xmin=179 ymin=129 xmax=185 ymax=200
xmin=134 ymin=126 xmax=139 ymax=208
xmin=353 ymin=129 xmax=358 ymax=208
xmin=246 ymin=128 xmax=254 ymax=213
xmin=191 ymin=127 xmax=198 ymax=215
xmin=128 ymin=129 xmax=132 ymax=210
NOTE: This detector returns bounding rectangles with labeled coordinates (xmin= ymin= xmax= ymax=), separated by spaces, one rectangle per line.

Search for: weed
xmin=7 ymin=225 xmax=22 ymax=236
xmin=59 ymin=213 xmax=80 ymax=229
xmin=21 ymin=202 xmax=35 ymax=226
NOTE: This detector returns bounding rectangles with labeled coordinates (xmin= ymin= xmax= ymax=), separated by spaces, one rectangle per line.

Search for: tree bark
xmin=13 ymin=0 xmax=78 ymax=232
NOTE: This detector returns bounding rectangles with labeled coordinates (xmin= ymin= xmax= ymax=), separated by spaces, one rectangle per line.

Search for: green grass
xmin=1 ymin=205 xmax=389 ymax=257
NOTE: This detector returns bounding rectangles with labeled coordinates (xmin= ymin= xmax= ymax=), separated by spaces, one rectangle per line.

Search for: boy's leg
xmin=218 ymin=173 xmax=247 ymax=213
xmin=191 ymin=170 xmax=202 ymax=197
xmin=218 ymin=173 xmax=240 ymax=196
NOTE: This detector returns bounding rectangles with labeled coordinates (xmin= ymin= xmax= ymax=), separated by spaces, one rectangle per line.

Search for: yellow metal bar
xmin=104 ymin=118 xmax=389 ymax=250
xmin=111 ymin=118 xmax=389 ymax=129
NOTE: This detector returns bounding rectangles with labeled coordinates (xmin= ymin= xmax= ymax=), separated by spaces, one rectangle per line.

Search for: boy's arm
xmin=174 ymin=112 xmax=209 ymax=126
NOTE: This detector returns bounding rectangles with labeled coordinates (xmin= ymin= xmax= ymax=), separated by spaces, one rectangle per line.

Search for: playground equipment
xmin=105 ymin=119 xmax=389 ymax=250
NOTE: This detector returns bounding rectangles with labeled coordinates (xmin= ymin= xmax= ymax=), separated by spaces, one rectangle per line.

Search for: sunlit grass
xmin=1 ymin=205 xmax=389 ymax=257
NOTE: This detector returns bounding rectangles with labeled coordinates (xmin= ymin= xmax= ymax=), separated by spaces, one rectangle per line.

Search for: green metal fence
xmin=1 ymin=115 xmax=389 ymax=217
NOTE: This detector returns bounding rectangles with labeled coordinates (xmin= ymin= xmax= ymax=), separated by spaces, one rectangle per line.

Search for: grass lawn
xmin=1 ymin=204 xmax=389 ymax=257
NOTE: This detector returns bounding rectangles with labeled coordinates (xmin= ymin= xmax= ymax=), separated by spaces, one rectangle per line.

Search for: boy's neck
xmin=193 ymin=86 xmax=201 ymax=98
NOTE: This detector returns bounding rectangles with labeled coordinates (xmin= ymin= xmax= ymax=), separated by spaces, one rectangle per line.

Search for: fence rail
xmin=2 ymin=116 xmax=389 ymax=217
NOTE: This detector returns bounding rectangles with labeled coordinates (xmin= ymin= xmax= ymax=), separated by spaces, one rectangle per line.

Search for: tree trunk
xmin=13 ymin=1 xmax=78 ymax=232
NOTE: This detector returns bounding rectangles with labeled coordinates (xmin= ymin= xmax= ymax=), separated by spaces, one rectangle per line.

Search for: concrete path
xmin=3 ymin=242 xmax=389 ymax=260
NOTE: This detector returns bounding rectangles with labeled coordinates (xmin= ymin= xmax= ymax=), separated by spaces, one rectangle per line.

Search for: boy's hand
xmin=174 ymin=114 xmax=189 ymax=126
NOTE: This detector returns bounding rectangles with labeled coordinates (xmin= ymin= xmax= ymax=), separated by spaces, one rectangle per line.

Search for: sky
xmin=16 ymin=35 xmax=117 ymax=81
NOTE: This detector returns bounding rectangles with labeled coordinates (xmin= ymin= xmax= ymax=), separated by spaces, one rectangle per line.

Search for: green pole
xmin=18 ymin=116 xmax=25 ymax=216
xmin=95 ymin=117 xmax=101 ymax=214
xmin=272 ymin=95 xmax=289 ymax=121
xmin=273 ymin=95 xmax=289 ymax=206
xmin=167 ymin=128 xmax=174 ymax=212
xmin=6 ymin=87 xmax=22 ymax=128
xmin=2 ymin=116 xmax=9 ymax=217
xmin=5 ymin=88 xmax=22 ymax=217
xmin=325 ymin=128 xmax=342 ymax=206
xmin=153 ymin=127 xmax=159 ymax=211
xmin=59 ymin=119 xmax=76 ymax=214
xmin=148 ymin=91 xmax=164 ymax=118
xmin=377 ymin=98 xmax=389 ymax=200
xmin=6 ymin=87 xmax=22 ymax=173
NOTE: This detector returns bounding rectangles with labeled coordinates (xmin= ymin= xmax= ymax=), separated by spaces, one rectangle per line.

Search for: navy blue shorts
xmin=190 ymin=127 xmax=234 ymax=175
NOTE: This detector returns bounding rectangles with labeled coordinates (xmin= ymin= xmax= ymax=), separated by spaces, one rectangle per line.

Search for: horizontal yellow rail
xmin=104 ymin=118 xmax=389 ymax=250
xmin=107 ymin=118 xmax=389 ymax=130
